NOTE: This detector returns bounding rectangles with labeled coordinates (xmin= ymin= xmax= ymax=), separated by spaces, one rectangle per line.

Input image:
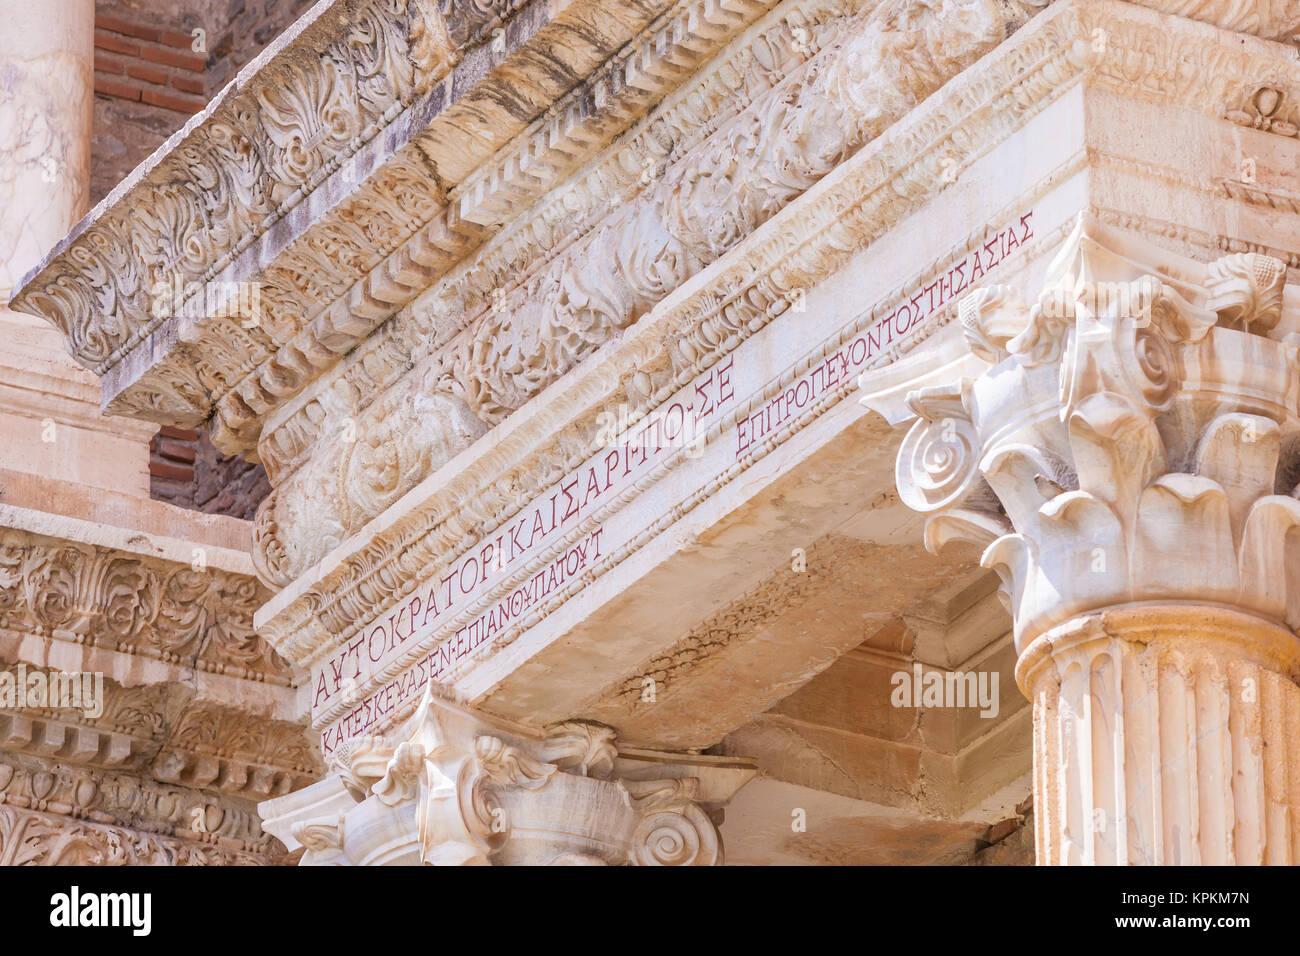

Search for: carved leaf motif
xmin=541 ymin=721 xmax=618 ymax=778
xmin=1239 ymin=497 xmax=1300 ymax=626
xmin=474 ymin=736 xmax=556 ymax=790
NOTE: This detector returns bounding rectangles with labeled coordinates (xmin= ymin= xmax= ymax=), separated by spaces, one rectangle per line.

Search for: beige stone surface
xmin=9 ymin=0 xmax=1300 ymax=866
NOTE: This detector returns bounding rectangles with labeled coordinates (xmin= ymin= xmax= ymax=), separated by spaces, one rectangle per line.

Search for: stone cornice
xmin=0 ymin=659 xmax=319 ymax=856
xmin=15 ymin=0 xmax=451 ymax=374
xmin=9 ymin=0 xmax=758 ymax=457
xmin=255 ymin=0 xmax=850 ymax=488
xmin=0 ymin=665 xmax=319 ymax=801
xmin=254 ymin=0 xmax=1207 ymax=668
xmin=248 ymin=0 xmax=873 ymax=586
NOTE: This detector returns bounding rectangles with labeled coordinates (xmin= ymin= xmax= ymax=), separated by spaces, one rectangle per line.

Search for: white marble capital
xmin=260 ymin=688 xmax=755 ymax=865
xmin=867 ymin=214 xmax=1300 ymax=863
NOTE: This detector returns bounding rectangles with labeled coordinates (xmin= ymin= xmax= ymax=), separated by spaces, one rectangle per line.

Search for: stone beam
xmin=10 ymin=0 xmax=771 ymax=455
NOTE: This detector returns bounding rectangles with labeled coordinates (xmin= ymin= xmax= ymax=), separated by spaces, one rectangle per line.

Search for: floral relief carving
xmin=0 ymin=529 xmax=287 ymax=680
xmin=246 ymin=0 xmax=1037 ymax=586
xmin=0 ymin=805 xmax=270 ymax=866
xmin=13 ymin=0 xmax=452 ymax=378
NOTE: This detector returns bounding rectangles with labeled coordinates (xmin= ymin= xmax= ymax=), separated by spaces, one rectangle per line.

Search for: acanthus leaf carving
xmin=881 ymin=214 xmax=1300 ymax=648
xmin=262 ymin=689 xmax=750 ymax=865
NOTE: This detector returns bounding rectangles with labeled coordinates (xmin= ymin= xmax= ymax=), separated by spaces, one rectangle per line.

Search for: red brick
xmin=95 ymin=14 xmax=162 ymax=43
xmin=157 ymin=439 xmax=197 ymax=464
xmin=149 ymin=461 xmax=194 ymax=482
xmin=141 ymin=88 xmax=206 ymax=114
xmin=126 ymin=62 xmax=170 ymax=86
xmin=159 ymin=28 xmax=198 ymax=50
xmin=94 ymin=76 xmax=143 ymax=102
xmin=984 ymin=817 xmax=1021 ymax=845
xmin=94 ymin=51 xmax=127 ymax=75
xmin=171 ymin=73 xmax=206 ymax=96
xmin=159 ymin=426 xmax=200 ymax=441
xmin=94 ymin=31 xmax=141 ymax=57
xmin=139 ymin=43 xmax=207 ymax=73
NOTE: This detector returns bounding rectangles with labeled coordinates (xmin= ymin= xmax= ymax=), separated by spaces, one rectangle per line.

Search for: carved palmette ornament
xmin=888 ymin=214 xmax=1300 ymax=650
xmin=0 ymin=529 xmax=285 ymax=678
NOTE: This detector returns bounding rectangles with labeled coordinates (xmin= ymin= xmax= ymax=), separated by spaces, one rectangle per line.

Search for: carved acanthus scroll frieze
xmin=0 ymin=528 xmax=286 ymax=681
xmin=16 ymin=0 xmax=449 ymax=383
xmin=880 ymin=214 xmax=1300 ymax=649
xmin=249 ymin=0 xmax=1047 ymax=587
xmin=0 ymin=803 xmax=273 ymax=866
xmin=260 ymin=690 xmax=753 ymax=865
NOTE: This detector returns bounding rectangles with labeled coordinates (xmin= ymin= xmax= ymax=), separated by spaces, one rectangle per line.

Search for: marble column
xmin=875 ymin=215 xmax=1300 ymax=864
xmin=0 ymin=0 xmax=93 ymax=300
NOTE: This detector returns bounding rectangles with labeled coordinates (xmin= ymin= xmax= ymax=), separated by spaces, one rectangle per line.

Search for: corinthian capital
xmin=259 ymin=689 xmax=754 ymax=866
xmin=884 ymin=215 xmax=1298 ymax=651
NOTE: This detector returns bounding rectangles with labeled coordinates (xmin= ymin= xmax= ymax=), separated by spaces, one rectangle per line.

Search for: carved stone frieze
xmin=0 ymin=660 xmax=320 ymax=799
xmin=9 ymin=0 xmax=707 ymax=447
xmin=260 ymin=688 xmax=753 ymax=865
xmin=0 ymin=749 xmax=276 ymax=853
xmin=0 ymin=803 xmax=275 ymax=866
xmin=16 ymin=0 xmax=452 ymax=376
xmin=0 ymin=524 xmax=287 ymax=681
xmin=249 ymin=0 xmax=1259 ymax=679
xmin=250 ymin=0 xmax=1047 ymax=586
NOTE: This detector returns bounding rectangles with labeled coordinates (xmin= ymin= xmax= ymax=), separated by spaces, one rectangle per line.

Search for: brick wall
xmin=93 ymin=15 xmax=209 ymax=117
xmin=91 ymin=0 xmax=315 ymax=203
xmin=150 ymin=427 xmax=271 ymax=522
xmin=95 ymin=0 xmax=306 ymax=521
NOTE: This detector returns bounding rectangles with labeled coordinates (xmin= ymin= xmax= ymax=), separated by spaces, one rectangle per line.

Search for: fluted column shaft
xmin=1020 ymin=606 xmax=1300 ymax=865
